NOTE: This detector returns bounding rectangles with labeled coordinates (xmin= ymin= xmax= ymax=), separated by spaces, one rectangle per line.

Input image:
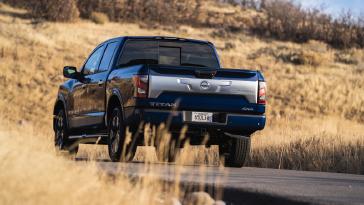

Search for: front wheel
xmin=54 ymin=109 xmax=78 ymax=154
xmin=107 ymin=107 xmax=136 ymax=162
xmin=222 ymin=136 xmax=251 ymax=168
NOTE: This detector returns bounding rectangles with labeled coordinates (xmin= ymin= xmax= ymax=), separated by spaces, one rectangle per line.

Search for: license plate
xmin=191 ymin=112 xmax=213 ymax=123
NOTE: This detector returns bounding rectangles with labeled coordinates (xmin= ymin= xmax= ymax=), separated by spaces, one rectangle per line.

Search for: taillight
xmin=258 ymin=81 xmax=267 ymax=105
xmin=133 ymin=75 xmax=149 ymax=98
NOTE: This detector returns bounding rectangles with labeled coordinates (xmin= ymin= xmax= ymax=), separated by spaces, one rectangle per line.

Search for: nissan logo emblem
xmin=200 ymin=81 xmax=210 ymax=90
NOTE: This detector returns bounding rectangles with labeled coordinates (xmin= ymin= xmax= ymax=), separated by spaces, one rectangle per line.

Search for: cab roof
xmin=103 ymin=36 xmax=213 ymax=45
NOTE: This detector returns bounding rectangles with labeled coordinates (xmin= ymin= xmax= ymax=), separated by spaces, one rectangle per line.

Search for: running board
xmin=69 ymin=134 xmax=108 ymax=140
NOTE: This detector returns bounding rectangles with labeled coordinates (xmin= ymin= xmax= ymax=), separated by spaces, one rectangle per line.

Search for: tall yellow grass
xmin=0 ymin=123 xmax=167 ymax=205
xmin=250 ymin=117 xmax=364 ymax=174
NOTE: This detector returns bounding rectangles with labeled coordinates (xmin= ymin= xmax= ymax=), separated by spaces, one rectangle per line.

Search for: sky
xmin=295 ymin=0 xmax=364 ymax=17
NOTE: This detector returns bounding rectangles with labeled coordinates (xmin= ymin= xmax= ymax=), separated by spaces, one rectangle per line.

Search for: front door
xmin=69 ymin=44 xmax=106 ymax=128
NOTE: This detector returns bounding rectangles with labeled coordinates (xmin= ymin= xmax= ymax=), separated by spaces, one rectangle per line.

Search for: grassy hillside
xmin=0 ymin=2 xmax=363 ymax=174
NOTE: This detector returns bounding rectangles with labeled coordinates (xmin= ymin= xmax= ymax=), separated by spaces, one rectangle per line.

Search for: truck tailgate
xmin=147 ymin=65 xmax=262 ymax=114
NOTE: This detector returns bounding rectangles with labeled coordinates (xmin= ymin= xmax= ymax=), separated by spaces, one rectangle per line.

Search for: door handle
xmin=98 ymin=80 xmax=104 ymax=86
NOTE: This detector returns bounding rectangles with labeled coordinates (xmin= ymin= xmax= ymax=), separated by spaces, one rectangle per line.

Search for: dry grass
xmin=250 ymin=117 xmax=364 ymax=174
xmin=0 ymin=120 xmax=225 ymax=205
xmin=0 ymin=123 xmax=167 ymax=205
xmin=0 ymin=2 xmax=363 ymax=177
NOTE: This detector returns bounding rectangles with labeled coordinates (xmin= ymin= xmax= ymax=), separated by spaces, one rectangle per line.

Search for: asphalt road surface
xmin=85 ymin=161 xmax=364 ymax=205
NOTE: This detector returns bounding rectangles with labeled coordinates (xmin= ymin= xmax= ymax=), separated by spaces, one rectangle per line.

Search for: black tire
xmin=224 ymin=137 xmax=251 ymax=168
xmin=54 ymin=109 xmax=78 ymax=154
xmin=107 ymin=107 xmax=136 ymax=162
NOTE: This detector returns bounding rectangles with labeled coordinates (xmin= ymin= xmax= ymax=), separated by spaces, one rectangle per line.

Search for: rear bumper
xmin=125 ymin=108 xmax=266 ymax=136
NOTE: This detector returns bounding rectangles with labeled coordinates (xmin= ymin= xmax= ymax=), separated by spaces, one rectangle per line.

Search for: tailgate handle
xmin=177 ymin=78 xmax=192 ymax=90
xmin=194 ymin=69 xmax=217 ymax=79
xmin=177 ymin=78 xmax=190 ymax=85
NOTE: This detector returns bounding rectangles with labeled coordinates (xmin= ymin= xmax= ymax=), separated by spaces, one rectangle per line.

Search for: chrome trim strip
xmin=68 ymin=134 xmax=108 ymax=140
xmin=85 ymin=112 xmax=105 ymax=117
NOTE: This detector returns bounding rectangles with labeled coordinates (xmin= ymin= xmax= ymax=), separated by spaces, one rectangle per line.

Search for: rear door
xmin=87 ymin=41 xmax=119 ymax=123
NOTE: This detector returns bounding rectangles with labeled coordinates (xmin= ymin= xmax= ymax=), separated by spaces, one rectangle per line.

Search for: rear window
xmin=117 ymin=40 xmax=219 ymax=68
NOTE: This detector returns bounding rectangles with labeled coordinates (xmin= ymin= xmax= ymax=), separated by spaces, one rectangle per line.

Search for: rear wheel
xmin=108 ymin=107 xmax=136 ymax=162
xmin=223 ymin=136 xmax=250 ymax=168
xmin=54 ymin=109 xmax=78 ymax=154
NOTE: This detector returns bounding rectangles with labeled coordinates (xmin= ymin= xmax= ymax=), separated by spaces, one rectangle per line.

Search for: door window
xmin=99 ymin=42 xmax=119 ymax=72
xmin=83 ymin=45 xmax=106 ymax=75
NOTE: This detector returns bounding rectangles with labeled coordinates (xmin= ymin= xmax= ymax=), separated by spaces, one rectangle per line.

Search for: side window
xmin=83 ymin=45 xmax=106 ymax=75
xmin=98 ymin=42 xmax=118 ymax=72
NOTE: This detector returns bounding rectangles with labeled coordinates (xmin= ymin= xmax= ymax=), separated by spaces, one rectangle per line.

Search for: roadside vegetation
xmin=4 ymin=0 xmax=364 ymax=49
xmin=0 ymin=125 xmax=165 ymax=205
xmin=0 ymin=0 xmax=363 ymax=179
xmin=0 ymin=122 xmax=226 ymax=205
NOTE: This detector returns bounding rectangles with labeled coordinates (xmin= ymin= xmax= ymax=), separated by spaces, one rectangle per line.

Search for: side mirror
xmin=63 ymin=66 xmax=79 ymax=79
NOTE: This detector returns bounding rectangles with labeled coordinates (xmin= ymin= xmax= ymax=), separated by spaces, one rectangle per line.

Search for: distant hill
xmin=3 ymin=0 xmax=364 ymax=48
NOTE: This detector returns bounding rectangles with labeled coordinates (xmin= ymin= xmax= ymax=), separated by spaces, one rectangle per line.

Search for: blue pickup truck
xmin=53 ymin=36 xmax=266 ymax=167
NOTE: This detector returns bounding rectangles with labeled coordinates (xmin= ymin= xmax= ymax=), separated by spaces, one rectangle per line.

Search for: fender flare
xmin=105 ymin=88 xmax=125 ymax=126
xmin=53 ymin=93 xmax=68 ymax=130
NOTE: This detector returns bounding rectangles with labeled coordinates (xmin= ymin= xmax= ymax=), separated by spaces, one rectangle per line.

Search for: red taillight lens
xmin=133 ymin=75 xmax=149 ymax=98
xmin=258 ymin=81 xmax=267 ymax=105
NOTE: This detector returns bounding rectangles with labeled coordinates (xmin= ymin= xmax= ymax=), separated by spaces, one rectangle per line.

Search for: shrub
xmin=251 ymin=0 xmax=364 ymax=49
xmin=90 ymin=12 xmax=109 ymax=24
xmin=2 ymin=0 xmax=79 ymax=22
xmin=335 ymin=50 xmax=361 ymax=65
xmin=77 ymin=0 xmax=124 ymax=21
xmin=77 ymin=0 xmax=201 ymax=25
xmin=123 ymin=0 xmax=202 ymax=25
xmin=249 ymin=46 xmax=324 ymax=67
xmin=27 ymin=0 xmax=79 ymax=22
xmin=300 ymin=51 xmax=324 ymax=67
xmin=2 ymin=0 xmax=29 ymax=8
xmin=277 ymin=50 xmax=321 ymax=66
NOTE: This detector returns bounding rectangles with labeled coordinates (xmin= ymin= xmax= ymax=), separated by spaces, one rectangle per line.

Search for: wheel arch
xmin=53 ymin=100 xmax=65 ymax=115
xmin=105 ymin=88 xmax=124 ymax=127
xmin=53 ymin=96 xmax=67 ymax=131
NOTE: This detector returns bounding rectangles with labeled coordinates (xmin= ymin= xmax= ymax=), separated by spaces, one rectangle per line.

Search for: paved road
xmin=88 ymin=161 xmax=364 ymax=205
